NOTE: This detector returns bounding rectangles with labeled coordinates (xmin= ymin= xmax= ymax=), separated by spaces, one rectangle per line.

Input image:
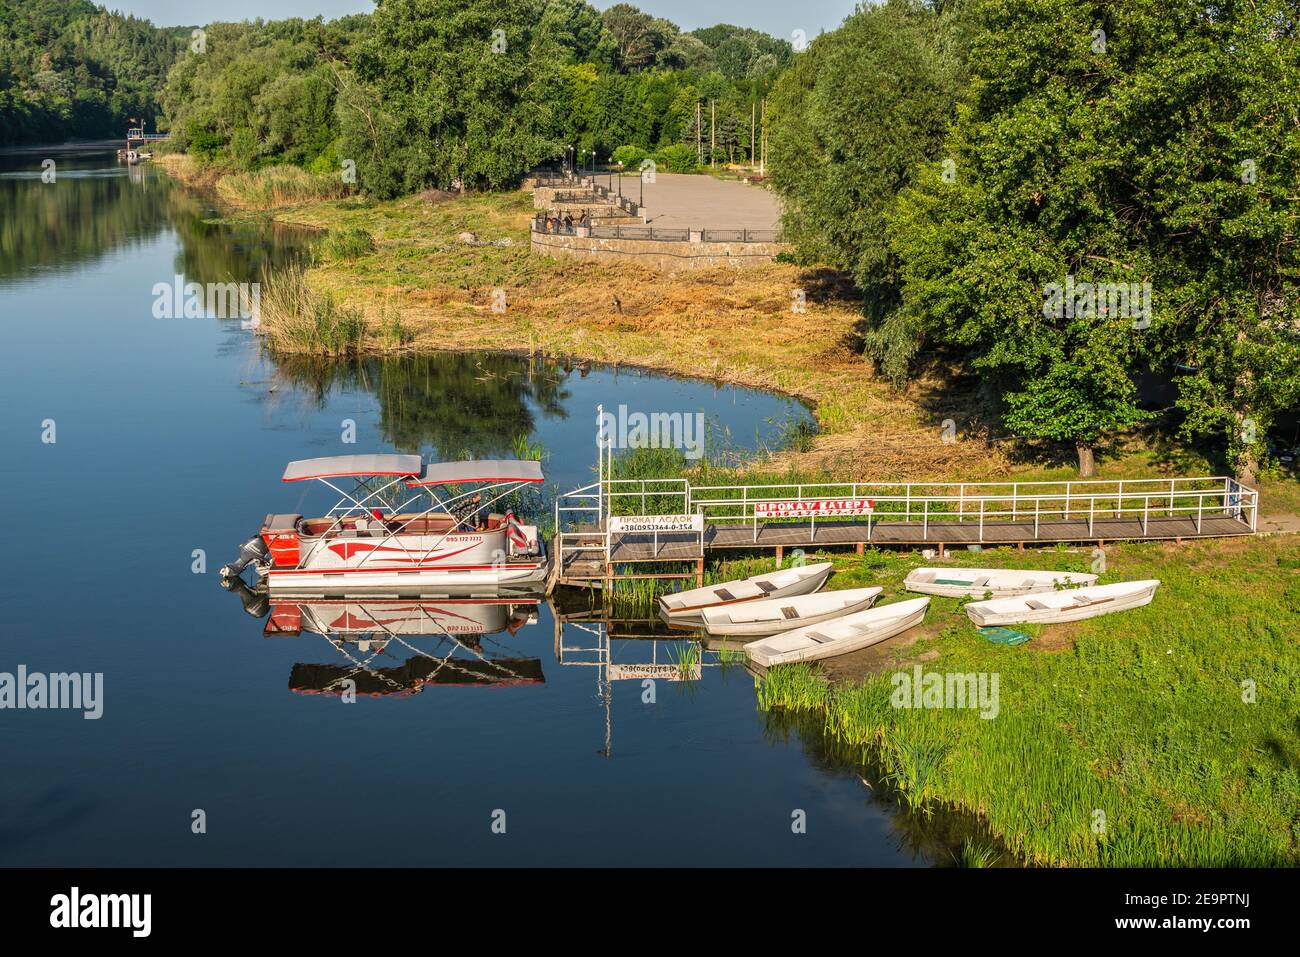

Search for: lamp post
xmin=617 ymin=162 xmax=623 ymax=200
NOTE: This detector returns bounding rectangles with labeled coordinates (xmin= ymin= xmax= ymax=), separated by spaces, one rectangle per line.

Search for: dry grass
xmin=270 ymin=189 xmax=1010 ymax=481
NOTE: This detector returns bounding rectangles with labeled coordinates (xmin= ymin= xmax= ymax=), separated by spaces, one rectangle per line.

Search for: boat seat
xmin=755 ymin=581 xmax=778 ymax=593
xmin=781 ymin=606 xmax=800 ymax=619
xmin=1025 ymin=599 xmax=1051 ymax=610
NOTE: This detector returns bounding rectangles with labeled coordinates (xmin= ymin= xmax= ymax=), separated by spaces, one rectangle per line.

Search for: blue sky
xmin=106 ymin=0 xmax=858 ymax=40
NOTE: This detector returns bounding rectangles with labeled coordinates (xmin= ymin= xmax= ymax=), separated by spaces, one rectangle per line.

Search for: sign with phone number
xmin=608 ymin=514 xmax=704 ymax=533
xmin=754 ymin=498 xmax=874 ymax=518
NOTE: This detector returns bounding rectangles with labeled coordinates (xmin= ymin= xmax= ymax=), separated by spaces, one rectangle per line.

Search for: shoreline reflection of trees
xmin=269 ymin=351 xmax=572 ymax=458
xmin=0 ymin=154 xmax=315 ymax=283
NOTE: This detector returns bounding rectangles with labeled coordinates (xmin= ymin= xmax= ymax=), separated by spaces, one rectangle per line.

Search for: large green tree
xmin=888 ymin=0 xmax=1299 ymax=479
xmin=338 ymin=0 xmax=569 ymax=196
xmin=767 ymin=0 xmax=965 ymax=378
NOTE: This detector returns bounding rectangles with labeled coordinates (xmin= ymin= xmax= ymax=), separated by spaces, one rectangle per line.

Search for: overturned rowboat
xmin=744 ymin=597 xmax=930 ymax=668
xmin=658 ymin=561 xmax=833 ymax=626
xmin=964 ymin=580 xmax=1160 ymax=626
xmin=220 ymin=455 xmax=550 ymax=596
xmin=700 ymin=587 xmax=882 ymax=637
xmin=904 ymin=567 xmax=1097 ymax=599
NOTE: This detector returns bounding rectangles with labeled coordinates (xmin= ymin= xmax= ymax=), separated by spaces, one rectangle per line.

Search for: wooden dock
xmin=554 ymin=475 xmax=1258 ymax=586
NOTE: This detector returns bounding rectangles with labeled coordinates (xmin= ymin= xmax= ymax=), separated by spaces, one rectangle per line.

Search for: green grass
xmin=318 ymin=226 xmax=376 ymax=261
xmin=754 ymin=535 xmax=1300 ymax=866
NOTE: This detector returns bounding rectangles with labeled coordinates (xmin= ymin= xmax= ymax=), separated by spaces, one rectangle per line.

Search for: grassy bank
xmin=749 ymin=536 xmax=1300 ymax=866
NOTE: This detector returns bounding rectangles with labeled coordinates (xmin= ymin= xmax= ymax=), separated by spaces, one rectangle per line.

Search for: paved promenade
xmin=609 ymin=172 xmax=782 ymax=229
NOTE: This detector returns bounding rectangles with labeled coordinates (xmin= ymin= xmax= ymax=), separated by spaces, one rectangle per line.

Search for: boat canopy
xmin=407 ymin=459 xmax=545 ymax=487
xmin=282 ymin=453 xmax=423 ymax=482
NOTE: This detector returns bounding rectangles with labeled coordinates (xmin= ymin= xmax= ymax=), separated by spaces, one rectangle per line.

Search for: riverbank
xmin=749 ymin=535 xmax=1300 ymax=866
xmin=154 ymin=158 xmax=1300 ymax=511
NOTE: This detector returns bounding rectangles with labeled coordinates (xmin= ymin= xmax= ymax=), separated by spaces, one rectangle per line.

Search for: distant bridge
xmin=126 ymin=128 xmax=170 ymax=144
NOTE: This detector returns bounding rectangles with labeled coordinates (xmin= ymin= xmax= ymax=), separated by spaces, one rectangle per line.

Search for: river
xmin=0 ymin=149 xmax=963 ymax=866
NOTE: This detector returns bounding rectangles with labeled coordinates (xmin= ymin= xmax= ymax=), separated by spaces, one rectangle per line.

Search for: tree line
xmin=769 ymin=0 xmax=1299 ymax=482
xmin=156 ymin=0 xmax=788 ymax=196
xmin=0 ymin=0 xmax=187 ymax=145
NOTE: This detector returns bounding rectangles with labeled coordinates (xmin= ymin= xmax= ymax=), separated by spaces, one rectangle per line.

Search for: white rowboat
xmin=904 ymin=567 xmax=1097 ymax=599
xmin=744 ymin=597 xmax=930 ymax=668
xmin=964 ymin=580 xmax=1160 ymax=626
xmin=658 ymin=562 xmax=833 ymax=625
xmin=700 ymin=587 xmax=882 ymax=637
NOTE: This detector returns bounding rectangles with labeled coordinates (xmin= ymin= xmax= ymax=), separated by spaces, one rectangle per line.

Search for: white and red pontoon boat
xmin=220 ymin=454 xmax=551 ymax=596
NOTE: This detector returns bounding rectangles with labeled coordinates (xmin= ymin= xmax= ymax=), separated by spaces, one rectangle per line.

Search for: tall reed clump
xmin=319 ymin=226 xmax=376 ymax=261
xmin=259 ymin=263 xmax=366 ymax=355
xmin=219 ymin=165 xmax=346 ymax=209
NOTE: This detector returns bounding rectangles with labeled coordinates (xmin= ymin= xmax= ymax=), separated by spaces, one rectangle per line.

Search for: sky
xmin=105 ymin=0 xmax=858 ymax=41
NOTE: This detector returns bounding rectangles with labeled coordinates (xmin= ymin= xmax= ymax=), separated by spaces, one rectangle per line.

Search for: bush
xmin=654 ymin=143 xmax=698 ymax=173
xmin=611 ymin=144 xmax=648 ymax=169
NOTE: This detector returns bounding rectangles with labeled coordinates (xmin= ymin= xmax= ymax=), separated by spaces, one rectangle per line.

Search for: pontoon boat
xmin=221 ymin=455 xmax=550 ymax=596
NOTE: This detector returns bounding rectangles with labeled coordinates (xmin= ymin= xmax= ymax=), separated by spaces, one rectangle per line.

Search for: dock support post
xmin=937 ymin=542 xmax=946 ymax=558
xmin=1016 ymin=542 xmax=1024 ymax=553
xmin=695 ymin=557 xmax=704 ymax=586
xmin=775 ymin=545 xmax=784 ymax=565
xmin=856 ymin=542 xmax=864 ymax=555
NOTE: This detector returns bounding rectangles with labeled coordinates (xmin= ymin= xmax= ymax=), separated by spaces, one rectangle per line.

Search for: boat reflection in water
xmin=225 ymin=578 xmax=545 ymax=697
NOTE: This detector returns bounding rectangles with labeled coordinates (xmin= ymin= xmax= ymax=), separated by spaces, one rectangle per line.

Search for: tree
xmin=767 ymin=0 xmax=964 ymax=380
xmin=341 ymin=0 xmax=568 ymax=196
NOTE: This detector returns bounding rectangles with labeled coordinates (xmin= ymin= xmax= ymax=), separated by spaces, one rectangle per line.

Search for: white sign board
xmin=609 ymin=663 xmax=701 ymax=681
xmin=608 ymin=514 xmax=703 ymax=534
xmin=753 ymin=498 xmax=874 ymax=519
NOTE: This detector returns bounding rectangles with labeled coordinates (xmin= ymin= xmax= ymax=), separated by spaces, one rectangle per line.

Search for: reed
xmin=318 ymin=226 xmax=376 ymax=260
xmin=669 ymin=641 xmax=702 ymax=680
xmin=954 ymin=839 xmax=999 ymax=868
xmin=219 ymin=165 xmax=346 ymax=209
xmin=259 ymin=263 xmax=366 ymax=355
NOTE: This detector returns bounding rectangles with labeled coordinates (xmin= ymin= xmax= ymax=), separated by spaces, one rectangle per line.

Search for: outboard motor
xmin=219 ymin=574 xmax=270 ymax=619
xmin=220 ymin=535 xmax=268 ymax=581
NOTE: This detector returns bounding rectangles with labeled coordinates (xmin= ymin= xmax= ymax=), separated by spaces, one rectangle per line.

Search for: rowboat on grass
xmin=744 ymin=597 xmax=930 ymax=668
xmin=904 ymin=567 xmax=1097 ymax=599
xmin=657 ymin=561 xmax=833 ymax=626
xmin=699 ymin=586 xmax=882 ymax=637
xmin=964 ymin=580 xmax=1160 ymax=626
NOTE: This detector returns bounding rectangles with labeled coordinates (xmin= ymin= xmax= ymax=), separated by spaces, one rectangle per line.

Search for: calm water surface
xmin=0 ymin=151 xmax=951 ymax=866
